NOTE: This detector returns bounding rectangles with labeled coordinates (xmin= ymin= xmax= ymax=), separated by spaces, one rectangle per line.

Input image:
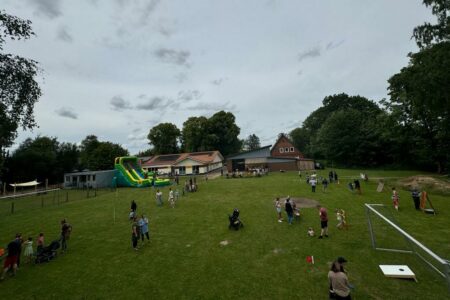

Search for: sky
xmin=2 ymin=0 xmax=433 ymax=154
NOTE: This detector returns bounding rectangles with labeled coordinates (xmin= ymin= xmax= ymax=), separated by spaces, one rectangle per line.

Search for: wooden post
xmin=45 ymin=179 xmax=48 ymax=190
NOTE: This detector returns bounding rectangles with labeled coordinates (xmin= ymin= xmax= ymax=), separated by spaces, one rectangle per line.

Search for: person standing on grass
xmin=275 ymin=198 xmax=283 ymax=222
xmin=140 ymin=214 xmax=150 ymax=242
xmin=131 ymin=200 xmax=137 ymax=212
xmin=334 ymin=171 xmax=339 ymax=184
xmin=131 ymin=217 xmax=139 ymax=250
xmin=155 ymin=189 xmax=163 ymax=206
xmin=328 ymin=260 xmax=352 ymax=299
xmin=1 ymin=235 xmax=21 ymax=281
xmin=310 ymin=176 xmax=317 ymax=192
xmin=318 ymin=206 xmax=329 ymax=238
xmin=392 ymin=187 xmax=400 ymax=211
xmin=60 ymin=219 xmax=72 ymax=253
xmin=354 ymin=179 xmax=361 ymax=195
xmin=36 ymin=233 xmax=44 ymax=254
xmin=168 ymin=188 xmax=175 ymax=208
xmin=23 ymin=237 xmax=34 ymax=264
xmin=322 ymin=178 xmax=328 ymax=192
xmin=411 ymin=188 xmax=420 ymax=210
xmin=285 ymin=197 xmax=294 ymax=225
xmin=14 ymin=234 xmax=23 ymax=268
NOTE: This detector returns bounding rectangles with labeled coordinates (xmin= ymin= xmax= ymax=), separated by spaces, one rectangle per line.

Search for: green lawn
xmin=0 ymin=169 xmax=449 ymax=299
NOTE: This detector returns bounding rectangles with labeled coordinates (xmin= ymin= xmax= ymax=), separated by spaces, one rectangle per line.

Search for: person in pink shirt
xmin=318 ymin=205 xmax=329 ymax=239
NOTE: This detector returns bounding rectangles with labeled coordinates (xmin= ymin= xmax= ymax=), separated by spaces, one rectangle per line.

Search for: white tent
xmin=9 ymin=180 xmax=41 ymax=187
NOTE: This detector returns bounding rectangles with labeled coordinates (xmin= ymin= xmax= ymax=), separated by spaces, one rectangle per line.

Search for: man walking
xmin=318 ymin=206 xmax=329 ymax=238
xmin=285 ymin=197 xmax=294 ymax=225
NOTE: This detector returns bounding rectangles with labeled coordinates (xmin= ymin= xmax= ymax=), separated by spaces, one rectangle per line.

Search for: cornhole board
xmin=376 ymin=181 xmax=384 ymax=193
xmin=379 ymin=265 xmax=417 ymax=282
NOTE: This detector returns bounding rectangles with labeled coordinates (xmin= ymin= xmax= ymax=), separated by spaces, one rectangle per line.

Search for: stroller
xmin=35 ymin=240 xmax=60 ymax=264
xmin=228 ymin=208 xmax=244 ymax=230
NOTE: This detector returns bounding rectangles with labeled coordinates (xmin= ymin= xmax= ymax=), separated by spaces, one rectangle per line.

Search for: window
xmin=290 ymin=147 xmax=294 ymax=152
xmin=285 ymin=147 xmax=289 ymax=152
xmin=92 ymin=175 xmax=96 ymax=181
xmin=65 ymin=176 xmax=70 ymax=182
xmin=279 ymin=148 xmax=284 ymax=153
xmin=192 ymin=166 xmax=200 ymax=174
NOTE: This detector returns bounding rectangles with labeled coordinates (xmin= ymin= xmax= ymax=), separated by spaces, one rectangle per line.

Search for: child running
xmin=275 ymin=198 xmax=283 ymax=222
xmin=392 ymin=187 xmax=400 ymax=211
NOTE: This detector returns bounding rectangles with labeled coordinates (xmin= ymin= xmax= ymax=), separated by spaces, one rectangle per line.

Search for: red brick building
xmin=270 ymin=134 xmax=304 ymax=159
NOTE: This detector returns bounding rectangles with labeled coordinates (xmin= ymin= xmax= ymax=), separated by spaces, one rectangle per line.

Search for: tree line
xmin=289 ymin=1 xmax=449 ymax=172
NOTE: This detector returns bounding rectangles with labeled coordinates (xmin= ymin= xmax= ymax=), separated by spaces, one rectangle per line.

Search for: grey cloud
xmin=211 ymin=77 xmax=228 ymax=86
xmin=175 ymin=72 xmax=188 ymax=83
xmin=111 ymin=96 xmax=132 ymax=111
xmin=326 ymin=40 xmax=345 ymax=51
xmin=140 ymin=0 xmax=161 ymax=26
xmin=56 ymin=26 xmax=73 ymax=43
xmin=187 ymin=101 xmax=236 ymax=112
xmin=55 ymin=107 xmax=77 ymax=119
xmin=158 ymin=25 xmax=174 ymax=37
xmin=27 ymin=0 xmax=62 ymax=19
xmin=178 ymin=90 xmax=202 ymax=102
xmin=298 ymin=47 xmax=321 ymax=62
xmin=136 ymin=96 xmax=176 ymax=111
xmin=154 ymin=48 xmax=191 ymax=67
xmin=127 ymin=132 xmax=147 ymax=141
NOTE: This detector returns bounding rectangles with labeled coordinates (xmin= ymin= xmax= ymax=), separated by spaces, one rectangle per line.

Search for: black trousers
xmin=141 ymin=232 xmax=150 ymax=241
xmin=413 ymin=197 xmax=420 ymax=210
xmin=132 ymin=235 xmax=138 ymax=248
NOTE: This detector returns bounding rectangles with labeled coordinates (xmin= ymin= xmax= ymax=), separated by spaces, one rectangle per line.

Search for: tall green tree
xmin=413 ymin=0 xmax=450 ymax=48
xmin=299 ymin=93 xmax=382 ymax=158
xmin=79 ymin=135 xmax=101 ymax=169
xmin=204 ymin=111 xmax=241 ymax=156
xmin=289 ymin=127 xmax=310 ymax=154
xmin=5 ymin=136 xmax=59 ymax=183
xmin=387 ymin=41 xmax=450 ymax=172
xmin=243 ymin=134 xmax=261 ymax=151
xmin=88 ymin=142 xmax=128 ymax=170
xmin=181 ymin=116 xmax=208 ymax=152
xmin=147 ymin=123 xmax=181 ymax=154
xmin=0 ymin=11 xmax=42 ymax=175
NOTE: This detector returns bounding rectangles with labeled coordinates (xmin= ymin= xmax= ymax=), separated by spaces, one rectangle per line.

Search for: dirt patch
xmin=278 ymin=197 xmax=320 ymax=208
xmin=397 ymin=176 xmax=450 ymax=195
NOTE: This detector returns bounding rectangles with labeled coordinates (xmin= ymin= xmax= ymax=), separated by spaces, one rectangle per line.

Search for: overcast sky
xmin=2 ymin=0 xmax=433 ymax=154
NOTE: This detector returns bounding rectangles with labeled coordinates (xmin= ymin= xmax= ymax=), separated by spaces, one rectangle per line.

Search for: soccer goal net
xmin=365 ymin=203 xmax=450 ymax=291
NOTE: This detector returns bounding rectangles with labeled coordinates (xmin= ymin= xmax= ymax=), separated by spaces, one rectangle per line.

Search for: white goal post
xmin=365 ymin=203 xmax=450 ymax=291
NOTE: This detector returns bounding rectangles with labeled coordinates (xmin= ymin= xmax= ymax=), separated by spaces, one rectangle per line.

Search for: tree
xmin=79 ymin=135 xmax=100 ymax=169
xmin=300 ymin=93 xmax=383 ymax=158
xmin=5 ymin=136 xmax=59 ymax=183
xmin=413 ymin=0 xmax=450 ymax=48
xmin=289 ymin=127 xmax=310 ymax=154
xmin=243 ymin=134 xmax=261 ymax=151
xmin=0 ymin=11 xmax=42 ymax=174
xmin=79 ymin=135 xmax=129 ymax=170
xmin=181 ymin=116 xmax=208 ymax=152
xmin=204 ymin=111 xmax=241 ymax=156
xmin=387 ymin=41 xmax=450 ymax=172
xmin=88 ymin=142 xmax=128 ymax=171
xmin=147 ymin=123 xmax=181 ymax=154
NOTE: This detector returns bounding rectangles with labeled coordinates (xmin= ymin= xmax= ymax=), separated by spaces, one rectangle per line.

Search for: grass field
xmin=0 ymin=169 xmax=449 ymax=299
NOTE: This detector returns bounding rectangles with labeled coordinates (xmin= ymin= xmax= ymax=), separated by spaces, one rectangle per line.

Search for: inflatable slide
xmin=114 ymin=156 xmax=170 ymax=187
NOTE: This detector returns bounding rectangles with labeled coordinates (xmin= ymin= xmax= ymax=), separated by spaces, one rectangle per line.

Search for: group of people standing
xmin=302 ymin=171 xmax=339 ymax=193
xmin=129 ymin=200 xmax=150 ymax=251
xmin=1 ymin=219 xmax=71 ymax=281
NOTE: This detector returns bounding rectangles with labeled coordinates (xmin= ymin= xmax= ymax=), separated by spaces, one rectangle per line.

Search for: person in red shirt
xmin=1 ymin=235 xmax=21 ymax=280
xmin=318 ymin=205 xmax=329 ymax=239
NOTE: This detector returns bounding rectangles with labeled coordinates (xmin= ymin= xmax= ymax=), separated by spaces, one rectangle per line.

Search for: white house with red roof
xmin=140 ymin=151 xmax=224 ymax=175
